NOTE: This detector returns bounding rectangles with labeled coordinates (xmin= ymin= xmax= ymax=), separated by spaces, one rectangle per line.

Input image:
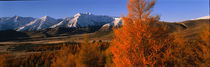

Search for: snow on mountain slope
xmin=17 ymin=16 xmax=58 ymax=31
xmin=0 ymin=13 xmax=124 ymax=31
xmin=67 ymin=13 xmax=114 ymax=28
xmin=0 ymin=13 xmax=116 ymax=31
xmin=0 ymin=16 xmax=34 ymax=31
xmin=50 ymin=17 xmax=72 ymax=28
xmin=192 ymin=16 xmax=210 ymax=20
xmin=1 ymin=14 xmax=208 ymax=31
xmin=101 ymin=18 xmax=122 ymax=30
xmin=103 ymin=18 xmax=122 ymax=27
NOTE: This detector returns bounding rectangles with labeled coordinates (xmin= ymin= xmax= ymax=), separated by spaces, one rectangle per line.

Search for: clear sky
xmin=0 ymin=0 xmax=209 ymax=22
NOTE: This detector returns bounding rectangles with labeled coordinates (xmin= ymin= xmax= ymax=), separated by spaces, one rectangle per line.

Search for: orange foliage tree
xmin=111 ymin=0 xmax=174 ymax=66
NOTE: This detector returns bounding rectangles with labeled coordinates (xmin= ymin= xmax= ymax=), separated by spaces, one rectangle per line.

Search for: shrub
xmin=51 ymin=35 xmax=109 ymax=67
xmin=51 ymin=44 xmax=80 ymax=67
xmin=171 ymin=24 xmax=210 ymax=66
xmin=77 ymin=37 xmax=104 ymax=67
xmin=21 ymin=52 xmax=55 ymax=67
xmin=111 ymin=0 xmax=175 ymax=66
xmin=0 ymin=54 xmax=7 ymax=67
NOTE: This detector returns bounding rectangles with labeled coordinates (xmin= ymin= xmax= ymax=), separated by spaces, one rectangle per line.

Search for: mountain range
xmin=0 ymin=13 xmax=209 ymax=41
xmin=0 ymin=13 xmax=122 ymax=31
xmin=0 ymin=13 xmax=209 ymax=32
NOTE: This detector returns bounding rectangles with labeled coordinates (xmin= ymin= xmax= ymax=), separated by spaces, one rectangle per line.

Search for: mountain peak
xmin=11 ymin=16 xmax=21 ymax=19
xmin=12 ymin=15 xmax=21 ymax=17
xmin=42 ymin=16 xmax=50 ymax=18
xmin=10 ymin=16 xmax=23 ymax=22
xmin=41 ymin=16 xmax=54 ymax=21
xmin=74 ymin=12 xmax=93 ymax=17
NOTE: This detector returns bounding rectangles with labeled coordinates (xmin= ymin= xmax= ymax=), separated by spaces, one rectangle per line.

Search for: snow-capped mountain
xmin=192 ymin=16 xmax=210 ymax=20
xmin=67 ymin=13 xmax=114 ymax=28
xmin=0 ymin=13 xmax=121 ymax=31
xmin=50 ymin=17 xmax=73 ymax=28
xmin=17 ymin=16 xmax=58 ymax=31
xmin=100 ymin=18 xmax=122 ymax=30
xmin=50 ymin=13 xmax=115 ymax=28
xmin=0 ymin=16 xmax=34 ymax=30
xmin=102 ymin=18 xmax=122 ymax=27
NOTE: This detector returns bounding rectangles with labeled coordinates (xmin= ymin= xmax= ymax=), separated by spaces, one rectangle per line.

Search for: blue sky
xmin=0 ymin=0 xmax=209 ymax=22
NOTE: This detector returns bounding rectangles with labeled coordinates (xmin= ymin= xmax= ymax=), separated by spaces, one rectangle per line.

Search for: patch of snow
xmin=101 ymin=18 xmax=122 ymax=28
xmin=17 ymin=16 xmax=58 ymax=31
xmin=67 ymin=13 xmax=114 ymax=28
xmin=0 ymin=16 xmax=34 ymax=31
xmin=50 ymin=17 xmax=72 ymax=28
xmin=192 ymin=16 xmax=210 ymax=20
